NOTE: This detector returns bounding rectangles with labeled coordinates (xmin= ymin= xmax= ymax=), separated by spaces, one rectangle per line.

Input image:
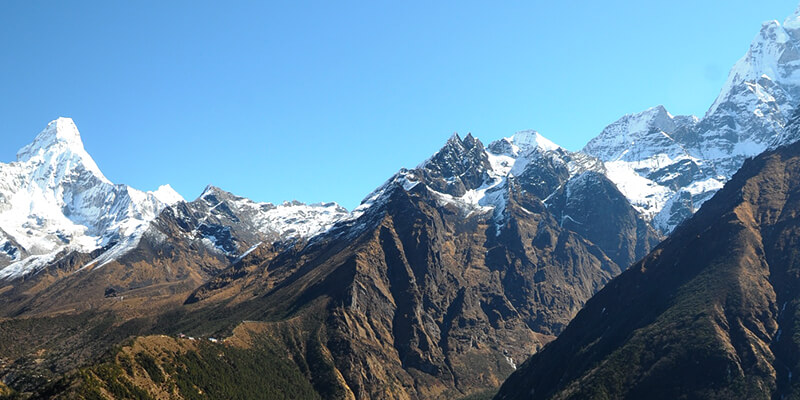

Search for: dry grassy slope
xmin=61 ymin=327 xmax=323 ymax=400
xmin=0 ymin=206 xmax=274 ymax=396
xmin=58 ymin=310 xmax=371 ymax=400
xmin=495 ymin=140 xmax=800 ymax=400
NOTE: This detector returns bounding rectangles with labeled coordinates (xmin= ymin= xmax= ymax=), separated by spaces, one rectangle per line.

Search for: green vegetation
xmin=73 ymin=336 xmax=321 ymax=400
xmin=134 ymin=352 xmax=164 ymax=384
xmin=78 ymin=364 xmax=154 ymax=400
xmin=169 ymin=342 xmax=321 ymax=400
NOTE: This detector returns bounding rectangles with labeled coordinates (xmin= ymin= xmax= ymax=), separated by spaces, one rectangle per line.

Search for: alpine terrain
xmin=4 ymin=3 xmax=800 ymax=400
xmin=583 ymin=6 xmax=800 ymax=233
xmin=495 ymin=108 xmax=800 ymax=400
xmin=0 ymin=121 xmax=658 ymax=399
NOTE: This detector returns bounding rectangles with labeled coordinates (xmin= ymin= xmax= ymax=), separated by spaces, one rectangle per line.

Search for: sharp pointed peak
xmin=650 ymin=104 xmax=670 ymax=115
xmin=14 ymin=117 xmax=110 ymax=184
xmin=462 ymin=132 xmax=483 ymax=149
xmin=200 ymin=184 xmax=224 ymax=198
xmin=17 ymin=117 xmax=85 ymax=161
xmin=198 ymin=184 xmax=249 ymax=204
xmin=443 ymin=131 xmax=483 ymax=150
xmin=446 ymin=132 xmax=463 ymax=145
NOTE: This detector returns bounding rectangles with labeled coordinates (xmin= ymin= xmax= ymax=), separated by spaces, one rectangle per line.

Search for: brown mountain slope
xmin=494 ymin=139 xmax=800 ymax=399
xmin=0 ymin=134 xmax=661 ymax=399
xmin=0 ymin=204 xmax=233 ymax=319
xmin=173 ymin=142 xmax=659 ymax=399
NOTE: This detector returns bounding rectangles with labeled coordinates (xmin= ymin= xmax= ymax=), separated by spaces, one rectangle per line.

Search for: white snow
xmin=200 ymin=186 xmax=349 ymax=242
xmin=582 ymin=8 xmax=800 ymax=232
xmin=510 ymin=130 xmax=562 ymax=153
xmin=0 ymin=118 xmax=177 ymax=279
xmin=603 ymin=161 xmax=673 ymax=219
xmin=151 ymin=184 xmax=185 ymax=205
xmin=505 ymin=355 xmax=517 ymax=370
xmin=235 ymin=241 xmax=263 ymax=262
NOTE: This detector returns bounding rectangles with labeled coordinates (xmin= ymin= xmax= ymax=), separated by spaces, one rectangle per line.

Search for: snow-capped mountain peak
xmin=583 ymin=105 xmax=698 ymax=163
xmin=487 ymin=130 xmax=563 ymax=159
xmin=190 ymin=184 xmax=349 ymax=249
xmin=151 ymin=184 xmax=184 ymax=205
xmin=708 ymin=13 xmax=800 ymax=119
xmin=16 ymin=117 xmax=110 ymax=184
xmin=510 ymin=130 xmax=561 ymax=154
xmin=581 ymin=6 xmax=800 ymax=233
xmin=0 ymin=118 xmax=177 ymax=278
xmin=784 ymin=5 xmax=800 ymax=31
xmin=17 ymin=117 xmax=84 ymax=160
xmin=0 ymin=120 xmax=350 ymax=280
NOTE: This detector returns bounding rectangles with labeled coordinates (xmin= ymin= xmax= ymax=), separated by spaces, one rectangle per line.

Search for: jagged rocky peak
xmin=191 ymin=184 xmax=348 ymax=243
xmin=418 ymin=132 xmax=492 ymax=196
xmin=199 ymin=184 xmax=245 ymax=204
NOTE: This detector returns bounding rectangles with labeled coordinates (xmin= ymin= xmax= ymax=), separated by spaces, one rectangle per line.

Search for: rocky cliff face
xmin=0 ymin=120 xmax=660 ymax=399
xmin=178 ymin=133 xmax=660 ymax=399
xmin=495 ymin=113 xmax=800 ymax=400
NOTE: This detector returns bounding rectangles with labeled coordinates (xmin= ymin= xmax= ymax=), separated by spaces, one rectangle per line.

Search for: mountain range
xmin=4 ymin=4 xmax=800 ymax=400
xmin=495 ymin=106 xmax=800 ymax=400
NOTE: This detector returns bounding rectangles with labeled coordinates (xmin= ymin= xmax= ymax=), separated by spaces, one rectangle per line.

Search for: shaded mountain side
xmin=543 ymin=171 xmax=660 ymax=270
xmin=495 ymin=139 xmax=800 ymax=399
xmin=174 ymin=174 xmax=631 ymax=399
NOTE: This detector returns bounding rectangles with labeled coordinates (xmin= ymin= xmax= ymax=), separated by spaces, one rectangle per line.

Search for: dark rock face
xmin=0 ymin=133 xmax=661 ymax=399
xmin=180 ymin=134 xmax=661 ymax=399
xmin=495 ymin=139 xmax=800 ymax=400
xmin=187 ymin=184 xmax=616 ymax=398
xmin=419 ymin=133 xmax=492 ymax=196
xmin=544 ymin=171 xmax=662 ymax=269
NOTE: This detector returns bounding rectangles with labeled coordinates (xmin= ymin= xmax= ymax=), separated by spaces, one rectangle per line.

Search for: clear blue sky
xmin=1 ymin=1 xmax=798 ymax=209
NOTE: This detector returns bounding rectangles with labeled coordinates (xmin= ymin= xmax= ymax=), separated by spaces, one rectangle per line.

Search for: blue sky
xmin=1 ymin=1 xmax=798 ymax=209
